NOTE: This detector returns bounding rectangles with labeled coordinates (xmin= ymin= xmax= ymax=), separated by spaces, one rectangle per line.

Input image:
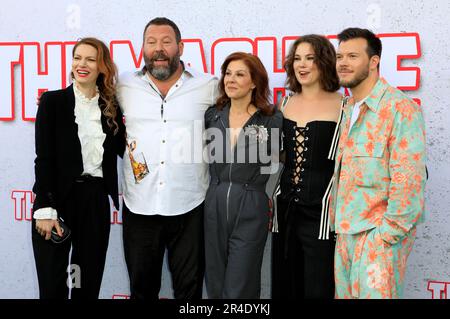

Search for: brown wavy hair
xmin=71 ymin=37 xmax=119 ymax=134
xmin=284 ymin=34 xmax=340 ymax=93
xmin=216 ymin=52 xmax=274 ymax=116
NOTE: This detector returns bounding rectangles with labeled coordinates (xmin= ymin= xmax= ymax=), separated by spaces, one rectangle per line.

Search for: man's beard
xmin=339 ymin=65 xmax=369 ymax=89
xmin=144 ymin=50 xmax=180 ymax=81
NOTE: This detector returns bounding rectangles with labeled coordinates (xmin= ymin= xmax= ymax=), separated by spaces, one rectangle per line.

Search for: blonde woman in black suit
xmin=32 ymin=37 xmax=125 ymax=299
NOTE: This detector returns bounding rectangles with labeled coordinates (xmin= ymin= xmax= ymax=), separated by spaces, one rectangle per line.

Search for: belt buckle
xmin=76 ymin=175 xmax=92 ymax=183
xmin=75 ymin=176 xmax=85 ymax=183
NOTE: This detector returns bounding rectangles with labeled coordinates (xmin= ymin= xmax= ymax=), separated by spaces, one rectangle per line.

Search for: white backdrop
xmin=0 ymin=0 xmax=449 ymax=299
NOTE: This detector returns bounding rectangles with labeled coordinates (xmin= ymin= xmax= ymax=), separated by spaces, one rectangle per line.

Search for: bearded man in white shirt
xmin=117 ymin=17 xmax=218 ymax=299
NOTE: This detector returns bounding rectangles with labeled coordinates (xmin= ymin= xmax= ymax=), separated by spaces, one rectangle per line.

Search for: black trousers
xmin=122 ymin=202 xmax=205 ymax=300
xmin=31 ymin=177 xmax=110 ymax=299
xmin=272 ymin=201 xmax=335 ymax=299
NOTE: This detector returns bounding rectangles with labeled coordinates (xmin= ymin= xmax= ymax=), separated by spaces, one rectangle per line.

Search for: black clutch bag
xmin=51 ymin=217 xmax=71 ymax=244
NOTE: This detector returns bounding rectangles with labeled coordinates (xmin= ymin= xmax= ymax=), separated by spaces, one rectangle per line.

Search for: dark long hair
xmin=72 ymin=37 xmax=119 ymax=134
xmin=284 ymin=34 xmax=340 ymax=93
xmin=216 ymin=52 xmax=274 ymax=116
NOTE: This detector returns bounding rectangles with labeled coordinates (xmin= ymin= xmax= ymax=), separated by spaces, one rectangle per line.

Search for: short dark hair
xmin=337 ymin=27 xmax=382 ymax=59
xmin=284 ymin=34 xmax=340 ymax=93
xmin=143 ymin=17 xmax=182 ymax=43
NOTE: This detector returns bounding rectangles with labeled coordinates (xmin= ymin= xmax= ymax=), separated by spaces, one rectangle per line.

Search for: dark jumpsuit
xmin=272 ymin=116 xmax=337 ymax=299
xmin=204 ymin=103 xmax=283 ymax=299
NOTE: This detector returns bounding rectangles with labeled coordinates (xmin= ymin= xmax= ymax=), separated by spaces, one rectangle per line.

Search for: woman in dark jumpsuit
xmin=204 ymin=52 xmax=282 ymax=299
xmin=271 ymin=35 xmax=344 ymax=299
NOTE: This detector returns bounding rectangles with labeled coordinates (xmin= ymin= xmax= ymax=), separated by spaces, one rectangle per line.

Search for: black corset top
xmin=280 ymin=117 xmax=337 ymax=206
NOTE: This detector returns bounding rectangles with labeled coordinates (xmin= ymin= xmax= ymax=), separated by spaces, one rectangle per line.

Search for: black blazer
xmin=32 ymin=84 xmax=126 ymax=212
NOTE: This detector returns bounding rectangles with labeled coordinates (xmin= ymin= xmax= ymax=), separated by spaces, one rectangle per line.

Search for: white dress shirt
xmin=73 ymin=83 xmax=105 ymax=178
xmin=33 ymin=83 xmax=106 ymax=220
xmin=117 ymin=64 xmax=218 ymax=216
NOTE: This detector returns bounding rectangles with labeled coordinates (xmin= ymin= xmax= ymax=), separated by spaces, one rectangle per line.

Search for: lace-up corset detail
xmin=280 ymin=118 xmax=336 ymax=207
xmin=292 ymin=126 xmax=309 ymax=185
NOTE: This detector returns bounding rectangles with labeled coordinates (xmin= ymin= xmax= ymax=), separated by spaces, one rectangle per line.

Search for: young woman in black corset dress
xmin=272 ymin=34 xmax=344 ymax=299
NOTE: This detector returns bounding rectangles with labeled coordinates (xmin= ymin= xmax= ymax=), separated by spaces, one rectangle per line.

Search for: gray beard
xmin=149 ymin=66 xmax=172 ymax=81
xmin=145 ymin=54 xmax=180 ymax=81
